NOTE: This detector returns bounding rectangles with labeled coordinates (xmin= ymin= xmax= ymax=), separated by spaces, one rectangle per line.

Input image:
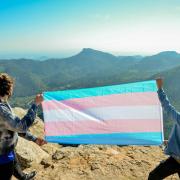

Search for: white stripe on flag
xmin=43 ymin=105 xmax=161 ymax=122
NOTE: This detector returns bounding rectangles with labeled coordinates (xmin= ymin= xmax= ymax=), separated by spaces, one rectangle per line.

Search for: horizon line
xmin=0 ymin=48 xmax=179 ymax=60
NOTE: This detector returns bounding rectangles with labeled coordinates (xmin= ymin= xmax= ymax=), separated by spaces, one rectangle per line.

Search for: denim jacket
xmin=0 ymin=101 xmax=37 ymax=155
xmin=158 ymin=89 xmax=180 ymax=160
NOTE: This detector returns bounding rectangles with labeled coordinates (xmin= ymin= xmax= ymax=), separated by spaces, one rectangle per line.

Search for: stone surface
xmin=15 ymin=137 xmax=49 ymax=168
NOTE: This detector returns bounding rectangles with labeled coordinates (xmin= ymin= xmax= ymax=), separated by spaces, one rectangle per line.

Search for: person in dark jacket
xmin=0 ymin=73 xmax=44 ymax=180
xmin=148 ymin=78 xmax=180 ymax=179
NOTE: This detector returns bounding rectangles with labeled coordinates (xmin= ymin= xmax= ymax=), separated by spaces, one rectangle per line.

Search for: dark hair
xmin=0 ymin=73 xmax=14 ymax=98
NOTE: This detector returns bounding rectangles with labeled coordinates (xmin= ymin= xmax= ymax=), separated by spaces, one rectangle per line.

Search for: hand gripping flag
xmin=42 ymin=80 xmax=164 ymax=145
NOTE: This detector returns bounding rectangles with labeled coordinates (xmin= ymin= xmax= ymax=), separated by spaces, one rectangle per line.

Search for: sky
xmin=0 ymin=0 xmax=180 ymax=59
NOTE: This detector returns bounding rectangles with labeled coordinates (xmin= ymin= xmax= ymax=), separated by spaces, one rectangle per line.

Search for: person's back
xmin=0 ymin=101 xmax=18 ymax=155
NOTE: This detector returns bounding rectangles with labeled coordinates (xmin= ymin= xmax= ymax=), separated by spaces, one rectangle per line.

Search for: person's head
xmin=0 ymin=73 xmax=14 ymax=100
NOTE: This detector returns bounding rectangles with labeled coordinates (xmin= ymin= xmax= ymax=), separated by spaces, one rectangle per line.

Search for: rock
xmin=105 ymin=148 xmax=119 ymax=155
xmin=15 ymin=137 xmax=49 ymax=168
xmin=52 ymin=151 xmax=65 ymax=160
xmin=13 ymin=107 xmax=49 ymax=169
xmin=13 ymin=107 xmax=27 ymax=118
xmin=41 ymin=159 xmax=53 ymax=168
xmin=42 ymin=143 xmax=62 ymax=156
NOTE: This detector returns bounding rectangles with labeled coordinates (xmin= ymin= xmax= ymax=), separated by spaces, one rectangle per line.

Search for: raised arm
xmin=19 ymin=131 xmax=37 ymax=142
xmin=156 ymin=78 xmax=180 ymax=125
xmin=0 ymin=103 xmax=38 ymax=133
xmin=0 ymin=94 xmax=43 ymax=133
xmin=19 ymin=131 xmax=47 ymax=146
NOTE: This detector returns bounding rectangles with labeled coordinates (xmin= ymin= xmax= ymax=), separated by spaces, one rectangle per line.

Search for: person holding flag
xmin=148 ymin=78 xmax=180 ymax=179
xmin=0 ymin=73 xmax=44 ymax=180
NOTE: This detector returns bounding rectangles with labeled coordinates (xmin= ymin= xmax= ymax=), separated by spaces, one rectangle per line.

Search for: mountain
xmin=0 ymin=48 xmax=143 ymax=96
xmin=0 ymin=49 xmax=180 ymax=98
xmin=151 ymin=65 xmax=180 ymax=109
xmin=134 ymin=51 xmax=180 ymax=73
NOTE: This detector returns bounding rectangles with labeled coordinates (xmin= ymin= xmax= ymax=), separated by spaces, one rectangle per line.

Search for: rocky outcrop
xmin=13 ymin=107 xmax=61 ymax=169
xmin=15 ymin=137 xmax=49 ymax=168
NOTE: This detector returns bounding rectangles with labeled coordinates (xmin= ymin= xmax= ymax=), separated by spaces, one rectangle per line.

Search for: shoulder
xmin=0 ymin=103 xmax=11 ymax=115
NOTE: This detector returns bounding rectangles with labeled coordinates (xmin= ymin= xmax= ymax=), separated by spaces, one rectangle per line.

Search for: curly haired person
xmin=0 ymin=73 xmax=43 ymax=180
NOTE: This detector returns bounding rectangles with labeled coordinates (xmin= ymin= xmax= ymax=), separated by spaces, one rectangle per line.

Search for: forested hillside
xmin=1 ymin=49 xmax=180 ymax=97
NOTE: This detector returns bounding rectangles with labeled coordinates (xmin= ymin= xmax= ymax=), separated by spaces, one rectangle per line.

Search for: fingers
xmin=41 ymin=139 xmax=47 ymax=145
xmin=35 ymin=138 xmax=47 ymax=146
xmin=163 ymin=140 xmax=168 ymax=145
xmin=156 ymin=78 xmax=163 ymax=89
xmin=35 ymin=93 xmax=44 ymax=105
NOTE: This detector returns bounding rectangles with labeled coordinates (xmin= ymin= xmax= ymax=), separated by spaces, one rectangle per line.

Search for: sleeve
xmin=0 ymin=103 xmax=38 ymax=133
xmin=158 ymin=88 xmax=180 ymax=125
xmin=19 ymin=131 xmax=37 ymax=142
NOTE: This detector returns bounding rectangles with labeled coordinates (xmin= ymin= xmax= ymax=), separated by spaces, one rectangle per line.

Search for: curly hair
xmin=0 ymin=73 xmax=14 ymax=98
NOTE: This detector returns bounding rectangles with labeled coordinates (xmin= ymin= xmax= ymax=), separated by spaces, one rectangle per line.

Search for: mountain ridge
xmin=0 ymin=48 xmax=180 ymax=98
xmin=1 ymin=48 xmax=180 ymax=61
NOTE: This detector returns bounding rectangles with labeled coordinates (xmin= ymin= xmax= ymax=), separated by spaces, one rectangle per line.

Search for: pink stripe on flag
xmin=42 ymin=92 xmax=159 ymax=111
xmin=45 ymin=119 xmax=161 ymax=136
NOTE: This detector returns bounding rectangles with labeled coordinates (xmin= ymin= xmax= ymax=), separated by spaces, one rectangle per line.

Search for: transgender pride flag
xmin=42 ymin=80 xmax=164 ymax=145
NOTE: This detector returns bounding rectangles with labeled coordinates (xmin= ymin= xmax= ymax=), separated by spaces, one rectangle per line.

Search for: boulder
xmin=13 ymin=107 xmax=49 ymax=168
xmin=15 ymin=137 xmax=49 ymax=168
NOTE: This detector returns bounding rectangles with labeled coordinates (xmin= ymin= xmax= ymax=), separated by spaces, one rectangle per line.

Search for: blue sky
xmin=0 ymin=0 xmax=180 ymax=58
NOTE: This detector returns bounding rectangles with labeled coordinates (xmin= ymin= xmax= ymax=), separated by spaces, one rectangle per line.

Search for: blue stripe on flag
xmin=45 ymin=132 xmax=162 ymax=145
xmin=44 ymin=80 xmax=157 ymax=101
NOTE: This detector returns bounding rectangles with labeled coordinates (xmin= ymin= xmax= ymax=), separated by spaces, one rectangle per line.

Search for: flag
xmin=42 ymin=80 xmax=164 ymax=145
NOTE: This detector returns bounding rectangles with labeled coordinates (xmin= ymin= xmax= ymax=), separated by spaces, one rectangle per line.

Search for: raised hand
xmin=35 ymin=94 xmax=44 ymax=106
xmin=35 ymin=138 xmax=47 ymax=146
xmin=156 ymin=78 xmax=163 ymax=89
